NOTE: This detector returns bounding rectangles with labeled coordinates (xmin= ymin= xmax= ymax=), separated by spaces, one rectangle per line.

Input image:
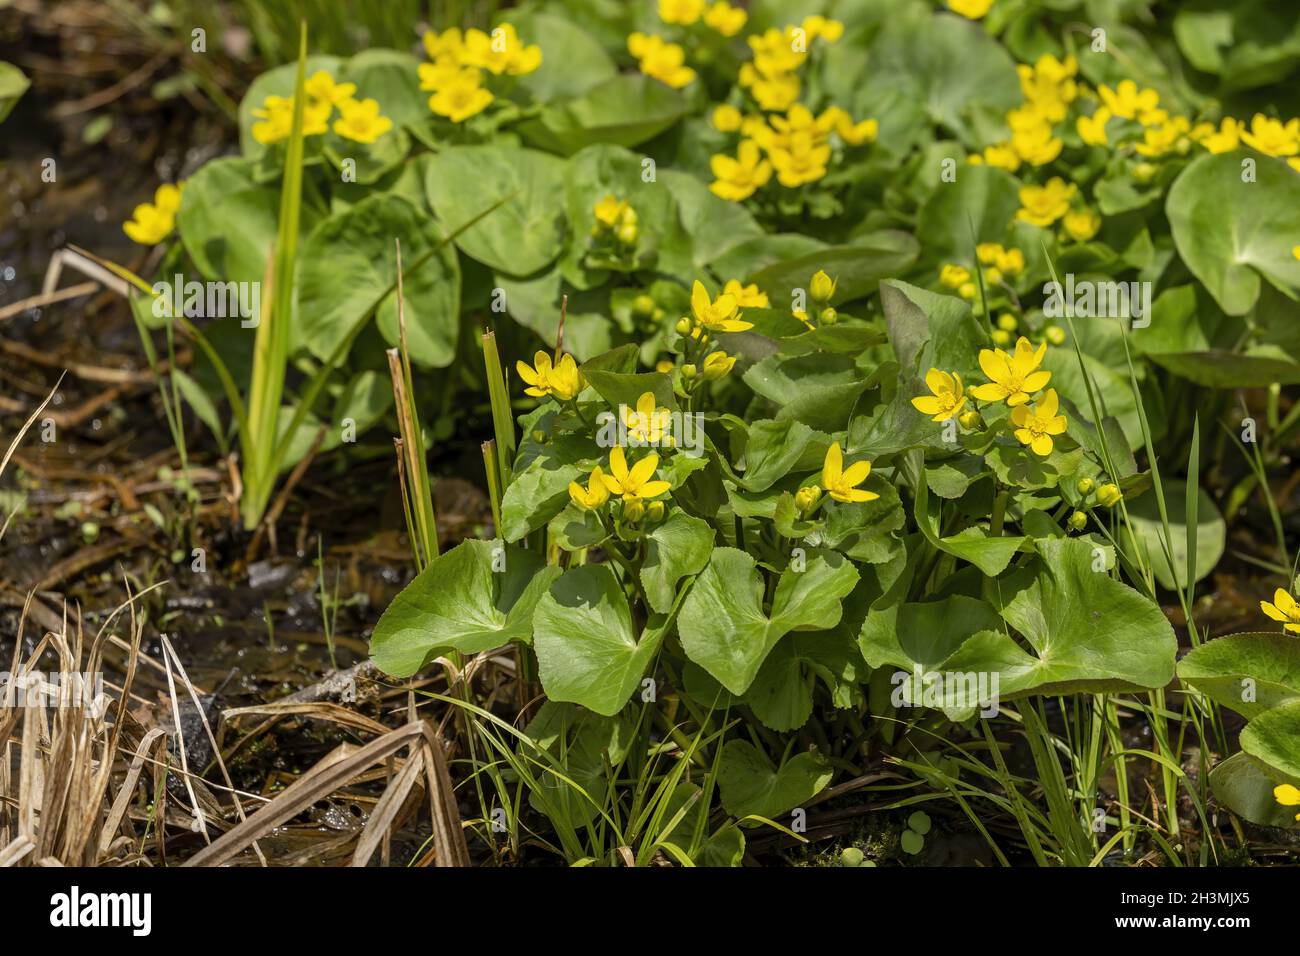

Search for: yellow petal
xmin=970 ymin=382 xmax=1007 ymax=402
xmin=1030 ymin=434 xmax=1054 ymax=456
xmin=1262 ymin=600 xmax=1290 ymax=623
xmin=840 ymin=459 xmax=871 ymax=487
xmin=822 ymin=441 xmax=844 ymax=486
xmin=629 ymin=452 xmax=660 ymax=488
xmin=608 ymin=445 xmax=630 ymax=484
xmin=1021 ymin=370 xmax=1052 ymax=394
xmin=912 ymin=396 xmax=943 ymax=416
xmin=636 ymin=480 xmax=671 ymax=499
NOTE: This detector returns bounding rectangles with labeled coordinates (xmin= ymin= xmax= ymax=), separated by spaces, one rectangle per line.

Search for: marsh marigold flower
xmin=1077 ymin=107 xmax=1112 ymax=147
xmin=709 ymin=140 xmax=772 ymax=201
xmin=712 ymin=104 xmax=743 ymax=132
xmin=947 ymin=0 xmax=993 ymax=19
xmin=822 ymin=442 xmax=879 ymax=503
xmin=569 ymin=466 xmax=610 ymax=510
xmin=123 ymin=182 xmax=184 ymax=245
xmin=428 ymin=69 xmax=493 ymax=122
xmin=1240 ymin=114 xmax=1300 ymax=157
xmin=1191 ymin=117 xmax=1240 ymax=154
xmin=705 ymin=1 xmax=747 ymax=36
xmin=622 ymin=391 xmax=673 ymax=445
xmin=1098 ymin=81 xmax=1159 ymax=121
xmin=972 ymin=336 xmax=1051 ymax=406
xmin=251 ymin=94 xmax=329 ymax=143
xmin=911 ymin=369 xmax=968 ymax=422
xmin=602 ymin=446 xmax=671 ymax=501
xmin=628 ymin=33 xmax=696 ymax=89
xmin=1261 ymin=588 xmax=1300 ymax=634
xmin=702 ymin=350 xmax=736 ymax=380
xmin=723 ymin=280 xmax=768 ymax=308
xmin=1016 ymin=177 xmax=1076 ymax=227
xmin=305 ymin=71 xmax=357 ymax=109
xmin=1010 ymin=387 xmax=1067 ymax=456
xmin=1063 ymin=208 xmax=1101 ymax=242
xmin=461 ymin=24 xmax=542 ymax=76
xmin=517 ymin=351 xmax=583 ymax=402
xmin=802 ymin=15 xmax=844 ymax=42
xmin=1274 ymin=784 xmax=1300 ymax=822
xmin=333 ymin=97 xmax=393 ymax=143
xmin=659 ymin=0 xmax=704 ymax=25
xmin=690 ymin=280 xmax=752 ymax=332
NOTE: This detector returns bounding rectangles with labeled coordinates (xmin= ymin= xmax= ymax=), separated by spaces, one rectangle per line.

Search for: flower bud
xmin=702 ymin=351 xmax=735 ymax=380
xmin=1067 ymin=510 xmax=1088 ymax=531
xmin=1076 ymin=476 xmax=1095 ymax=495
xmin=819 ymin=307 xmax=838 ymax=326
xmin=675 ymin=316 xmax=693 ymax=335
xmin=958 ymin=282 xmax=977 ymax=300
xmin=1097 ymin=483 xmax=1122 ymax=508
xmin=632 ymin=294 xmax=655 ymax=318
xmin=794 ymin=484 xmax=822 ymax=516
xmin=997 ymin=313 xmax=1018 ymax=332
xmin=809 ymin=269 xmax=836 ymax=304
xmin=958 ymin=410 xmax=981 ymax=430
xmin=617 ymin=221 xmax=639 ymax=245
xmin=984 ymin=267 xmax=1003 ymax=286
xmin=646 ymin=500 xmax=665 ymax=523
xmin=991 ymin=329 xmax=1012 ymax=346
xmin=1045 ymin=325 xmax=1066 ymax=346
xmin=624 ymin=499 xmax=645 ymax=523
xmin=1132 ymin=162 xmax=1157 ymax=183
xmin=531 ymin=429 xmax=547 ymax=443
xmin=681 ymin=363 xmax=698 ymax=379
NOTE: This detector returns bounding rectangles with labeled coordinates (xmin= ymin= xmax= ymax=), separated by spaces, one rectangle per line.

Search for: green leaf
xmin=640 ymin=511 xmax=714 ymax=614
xmin=748 ymin=232 xmax=920 ymax=306
xmin=297 ymin=194 xmax=460 ymax=367
xmin=509 ymin=11 xmax=617 ymax=103
xmin=1176 ymin=632 xmax=1300 ymax=719
xmin=370 ymin=539 xmax=561 ymax=677
xmin=520 ymin=74 xmax=685 ymax=156
xmin=1167 ymin=150 xmax=1300 ymax=315
xmin=716 ymin=740 xmax=833 ymax=820
xmin=500 ymin=454 xmax=587 ymax=542
xmin=1126 ymin=484 xmax=1224 ymax=591
xmin=339 ymin=49 xmax=427 ymax=129
xmin=0 ymin=61 xmax=30 ymax=123
xmin=1241 ymin=699 xmax=1300 ymax=782
xmin=679 ymin=548 xmax=860 ymax=694
xmin=425 ymin=145 xmax=567 ymax=277
xmin=744 ymin=629 xmax=864 ymax=731
xmin=1209 ymin=751 xmax=1299 ymax=828
xmin=916 ymin=163 xmax=1020 ymax=269
xmin=534 ymin=564 xmax=670 ymax=716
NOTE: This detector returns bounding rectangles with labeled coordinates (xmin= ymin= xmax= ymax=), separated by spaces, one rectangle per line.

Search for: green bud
xmin=997 ymin=313 xmax=1017 ymax=332
xmin=632 ymin=294 xmax=655 ymax=318
xmin=646 ymin=500 xmax=665 ymax=523
xmin=675 ymin=316 xmax=692 ymax=336
xmin=1075 ymin=476 xmax=1095 ymax=495
xmin=819 ymin=307 xmax=838 ymax=326
xmin=81 ymin=521 xmax=100 ymax=544
xmin=1097 ymin=483 xmax=1123 ymax=508
xmin=617 ymin=221 xmax=639 ymax=245
xmin=1067 ymin=511 xmax=1088 ymax=531
xmin=958 ymin=410 xmax=981 ymax=430
xmin=809 ymin=269 xmax=836 ymax=304
xmin=681 ymin=363 xmax=698 ymax=379
xmin=624 ymin=499 xmax=645 ymax=523
xmin=1045 ymin=324 xmax=1066 ymax=346
xmin=794 ymin=484 xmax=822 ymax=516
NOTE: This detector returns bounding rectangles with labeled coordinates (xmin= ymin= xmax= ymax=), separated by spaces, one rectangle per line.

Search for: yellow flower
xmin=1063 ymin=208 xmax=1101 ymax=242
xmin=769 ymin=132 xmax=831 ymax=187
xmin=593 ymin=194 xmax=629 ymax=229
xmin=418 ymin=56 xmax=465 ymax=91
xmin=461 ymin=24 xmax=542 ymax=76
xmin=422 ymin=27 xmax=465 ymax=61
xmin=802 ymin=15 xmax=844 ymax=42
xmin=712 ymin=103 xmax=743 ymax=132
xmin=995 ymin=247 xmax=1025 ymax=276
xmin=705 ymin=1 xmax=747 ymax=36
xmin=1098 ymin=80 xmax=1159 ymax=121
xmin=690 ymin=280 xmax=752 ymax=332
xmin=1191 ymin=116 xmax=1241 ymax=154
xmin=702 ymin=350 xmax=736 ymax=380
xmin=305 ymin=70 xmax=357 ymax=109
xmin=741 ymin=66 xmax=801 ymax=111
xmin=621 ymin=391 xmax=674 ymax=445
xmin=1240 ymin=114 xmax=1300 ymax=157
xmin=569 ymin=466 xmax=611 ymax=510
xmin=709 ymin=140 xmax=772 ymax=201
xmin=659 ymin=0 xmax=704 ymax=25
xmin=821 ymin=442 xmax=879 ymax=504
xmin=250 ymin=94 xmax=330 ymax=144
xmin=972 ymin=336 xmax=1051 ymax=406
xmin=1016 ymin=177 xmax=1076 ymax=227
xmin=1017 ymin=55 xmax=1077 ymax=123
xmin=601 ymin=446 xmax=672 ymax=501
xmin=723 ymin=280 xmax=768 ymax=308
xmin=628 ymin=33 xmax=696 ymax=89
xmin=1135 ymin=115 xmax=1190 ymax=157
xmin=1077 ymin=107 xmax=1112 ymax=147
xmin=1010 ymin=387 xmax=1067 ymax=456
xmin=947 ymin=0 xmax=993 ymax=18
xmin=1261 ymin=588 xmax=1300 ymax=634
xmin=911 ymin=369 xmax=968 ymax=422
xmin=332 ymin=97 xmax=392 ymax=144
xmin=1010 ymin=117 xmax=1063 ymax=166
xmin=123 ymin=182 xmax=184 ymax=245
xmin=428 ymin=69 xmax=494 ymax=122
xmin=1275 ymin=784 xmax=1300 ymax=821
xmin=517 ymin=351 xmax=583 ymax=402
xmin=981 ymin=143 xmax=1021 ymax=171
xmin=939 ymin=264 xmax=971 ymax=289
xmin=747 ymin=28 xmax=807 ymax=75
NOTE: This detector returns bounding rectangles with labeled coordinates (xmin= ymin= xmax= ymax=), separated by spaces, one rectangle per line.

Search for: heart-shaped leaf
xmin=716 ymin=740 xmax=832 ymax=820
